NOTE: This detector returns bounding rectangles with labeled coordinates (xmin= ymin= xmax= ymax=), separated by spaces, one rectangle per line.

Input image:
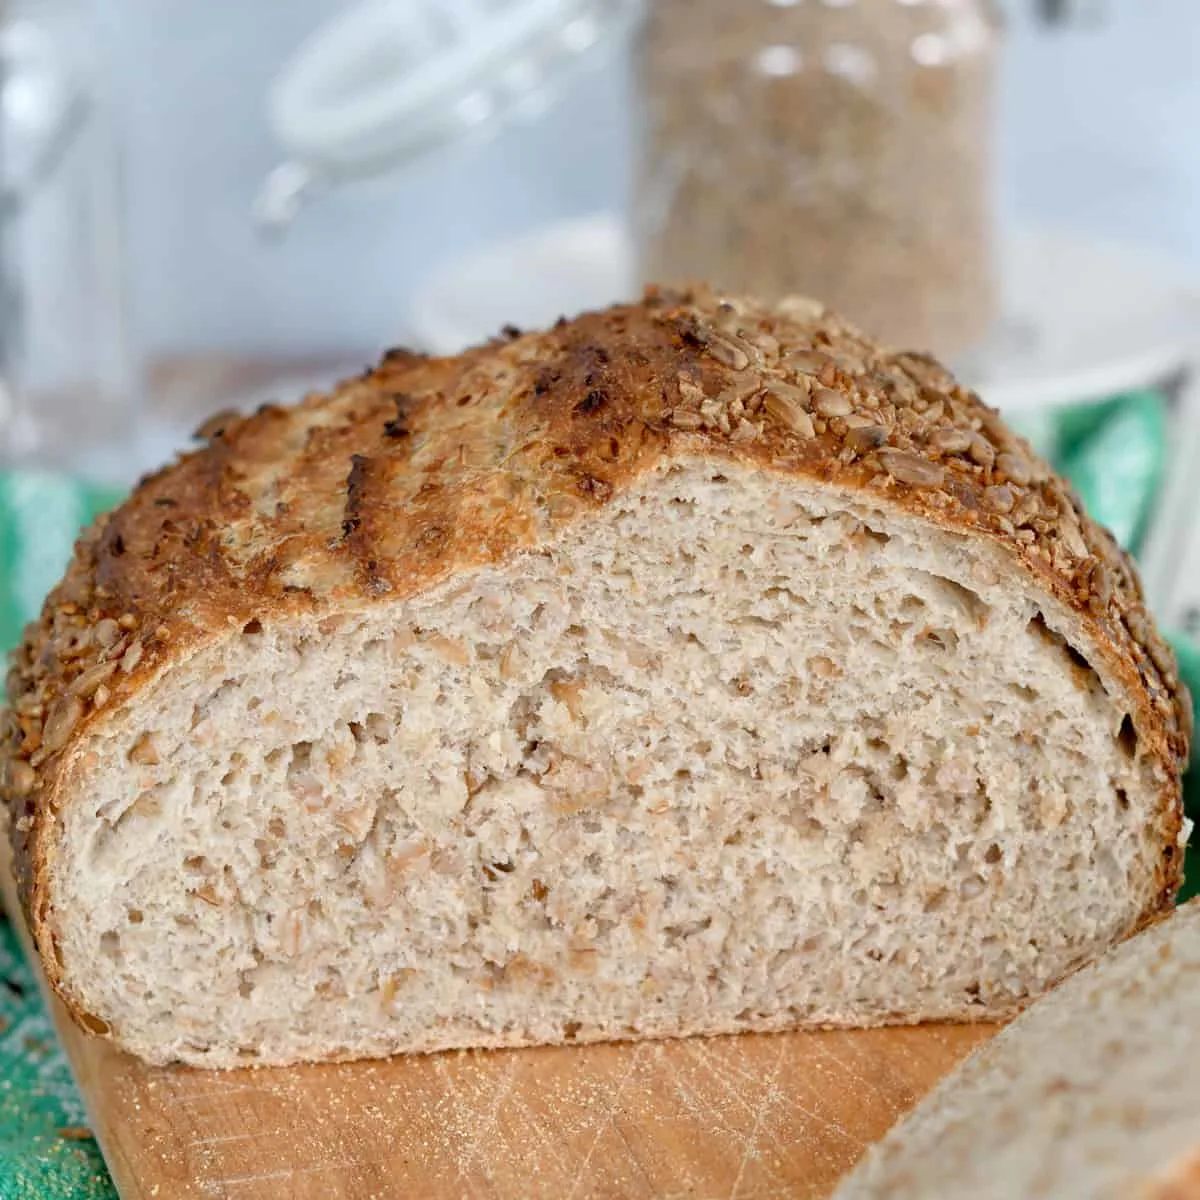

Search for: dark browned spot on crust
xmin=383 ymin=393 xmax=413 ymax=439
xmin=575 ymin=388 xmax=608 ymax=415
xmin=343 ymin=455 xmax=371 ymax=538
xmin=577 ymin=474 xmax=614 ymax=502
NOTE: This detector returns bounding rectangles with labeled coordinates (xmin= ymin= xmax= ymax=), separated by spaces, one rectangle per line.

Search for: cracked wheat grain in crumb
xmin=0 ymin=286 xmax=1191 ymax=1068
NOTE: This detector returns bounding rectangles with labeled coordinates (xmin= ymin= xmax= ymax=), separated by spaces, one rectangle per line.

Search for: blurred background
xmin=1 ymin=0 xmax=1200 ymax=644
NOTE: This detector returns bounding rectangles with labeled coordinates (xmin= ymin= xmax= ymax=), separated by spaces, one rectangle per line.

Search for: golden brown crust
xmin=2 ymin=285 xmax=1189 ymax=1005
xmin=1143 ymin=1147 xmax=1200 ymax=1200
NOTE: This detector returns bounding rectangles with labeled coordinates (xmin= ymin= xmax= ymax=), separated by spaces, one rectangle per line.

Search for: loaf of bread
xmin=834 ymin=897 xmax=1200 ymax=1199
xmin=1 ymin=287 xmax=1190 ymax=1067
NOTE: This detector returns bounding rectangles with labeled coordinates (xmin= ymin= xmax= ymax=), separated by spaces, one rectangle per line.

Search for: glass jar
xmin=0 ymin=0 xmax=136 ymax=650
xmin=0 ymin=0 xmax=136 ymax=475
xmin=632 ymin=0 xmax=1000 ymax=358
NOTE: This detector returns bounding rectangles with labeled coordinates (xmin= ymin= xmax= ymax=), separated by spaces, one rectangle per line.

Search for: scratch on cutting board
xmin=207 ymin=1160 xmax=357 ymax=1191
xmin=176 ymin=1083 xmax=281 ymax=1104
xmin=565 ymin=1042 xmax=649 ymax=1200
xmin=806 ymin=1039 xmax=905 ymax=1121
xmin=186 ymin=1130 xmax=263 ymax=1149
xmin=727 ymin=1036 xmax=787 ymax=1200
xmin=685 ymin=1039 xmax=860 ymax=1178
xmin=490 ymin=1075 xmax=576 ymax=1180
xmin=449 ymin=1054 xmax=522 ymax=1187
xmin=667 ymin=1039 xmax=796 ymax=1166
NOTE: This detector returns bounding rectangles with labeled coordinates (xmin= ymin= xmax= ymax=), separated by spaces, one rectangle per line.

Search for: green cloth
xmin=0 ymin=393 xmax=1198 ymax=1197
xmin=0 ymin=923 xmax=111 ymax=1199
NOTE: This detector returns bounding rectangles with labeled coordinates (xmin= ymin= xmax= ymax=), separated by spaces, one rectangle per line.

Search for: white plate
xmin=407 ymin=215 xmax=1200 ymax=414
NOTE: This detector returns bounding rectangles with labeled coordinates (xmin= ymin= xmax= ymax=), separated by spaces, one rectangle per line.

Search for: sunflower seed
xmin=968 ymin=435 xmax=995 ymax=468
xmin=877 ymin=449 xmax=944 ymax=487
xmin=42 ymin=695 xmax=84 ymax=753
xmin=785 ymin=349 xmax=834 ymax=377
xmin=995 ymin=452 xmax=1033 ymax=486
xmin=707 ymin=332 xmax=751 ymax=371
xmin=983 ymin=485 xmax=1015 ymax=514
xmin=813 ymin=388 xmax=852 ymax=418
xmin=1060 ymin=522 xmax=1089 ymax=559
xmin=751 ymin=331 xmax=780 ymax=362
xmin=1147 ymin=636 xmax=1177 ymax=679
xmin=1083 ymin=558 xmax=1113 ymax=609
xmin=5 ymin=759 xmax=35 ymax=796
xmin=120 ymin=641 xmax=145 ymax=673
xmin=929 ymin=427 xmax=973 ymax=455
xmin=762 ymin=388 xmax=815 ymax=437
xmin=70 ymin=660 xmax=118 ymax=698
xmin=763 ymin=381 xmax=812 ymax=411
xmin=93 ymin=618 xmax=121 ymax=648
xmin=1011 ymin=492 xmax=1040 ymax=528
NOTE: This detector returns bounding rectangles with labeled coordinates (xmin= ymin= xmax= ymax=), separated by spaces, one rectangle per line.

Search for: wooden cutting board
xmin=2 ymin=863 xmax=996 ymax=1199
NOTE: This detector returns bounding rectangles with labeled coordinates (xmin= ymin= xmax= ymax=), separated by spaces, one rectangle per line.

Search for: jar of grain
xmin=633 ymin=0 xmax=1000 ymax=358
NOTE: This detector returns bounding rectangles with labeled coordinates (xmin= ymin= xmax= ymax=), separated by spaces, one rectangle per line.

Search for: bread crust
xmin=2 ymin=286 xmax=1189 ymax=1028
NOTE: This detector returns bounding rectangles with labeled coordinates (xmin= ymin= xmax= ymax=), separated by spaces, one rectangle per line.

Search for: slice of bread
xmin=834 ymin=898 xmax=1200 ymax=1200
xmin=1 ymin=287 xmax=1190 ymax=1068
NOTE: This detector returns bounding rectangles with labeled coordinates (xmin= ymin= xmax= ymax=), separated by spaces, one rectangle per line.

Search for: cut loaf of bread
xmin=833 ymin=897 xmax=1200 ymax=1200
xmin=1 ymin=287 xmax=1190 ymax=1067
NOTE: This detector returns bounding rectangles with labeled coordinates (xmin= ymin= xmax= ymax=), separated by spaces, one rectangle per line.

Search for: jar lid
xmin=264 ymin=0 xmax=641 ymax=205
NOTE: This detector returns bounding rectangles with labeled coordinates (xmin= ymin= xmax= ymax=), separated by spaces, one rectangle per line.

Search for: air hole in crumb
xmin=183 ymin=856 xmax=209 ymax=874
xmin=920 ymin=627 xmax=959 ymax=653
xmin=1115 ymin=787 xmax=1130 ymax=812
xmin=99 ymin=931 xmax=120 ymax=959
xmin=984 ymin=843 xmax=1003 ymax=864
xmin=563 ymin=1022 xmax=582 ymax=1040
xmin=863 ymin=526 xmax=891 ymax=545
xmin=1009 ymin=682 xmax=1039 ymax=702
xmin=127 ymin=909 xmax=143 ymax=925
xmin=242 ymin=618 xmax=263 ymax=636
xmin=1029 ymin=612 xmax=1102 ymax=689
xmin=1118 ymin=714 xmax=1138 ymax=759
xmin=711 ymin=474 xmax=728 ymax=484
xmin=288 ymin=742 xmax=313 ymax=777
